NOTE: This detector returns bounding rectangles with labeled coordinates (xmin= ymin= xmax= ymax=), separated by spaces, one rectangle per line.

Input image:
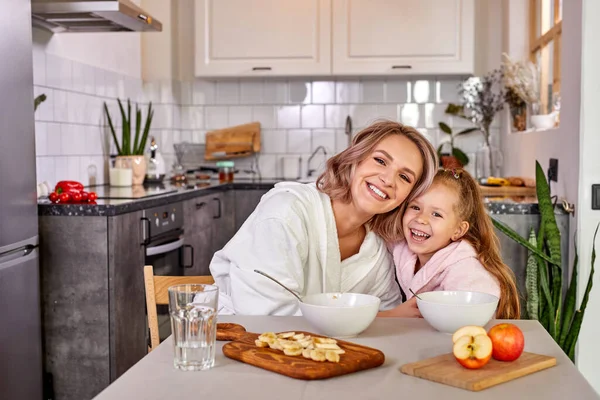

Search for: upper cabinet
xmin=194 ymin=0 xmax=331 ymax=76
xmin=192 ymin=0 xmax=474 ymax=77
xmin=332 ymin=0 xmax=474 ymax=75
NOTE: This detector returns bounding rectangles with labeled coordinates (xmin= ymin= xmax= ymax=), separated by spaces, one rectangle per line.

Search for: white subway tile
xmin=335 ymin=129 xmax=350 ymax=153
xmin=173 ymin=106 xmax=181 ymax=129
xmin=179 ymin=81 xmax=192 ymax=106
xmin=32 ymin=48 xmax=46 ymax=86
xmin=54 ymin=156 xmax=69 ymax=181
xmin=72 ymin=61 xmax=86 ymax=93
xmin=312 ymin=81 xmax=335 ymax=104
xmin=46 ymin=54 xmax=72 ymax=90
xmin=325 ymin=105 xmax=350 ymax=129
xmin=386 ymin=80 xmax=409 ymax=103
xmin=46 ymin=123 xmax=62 ymax=156
xmin=361 ymin=81 xmax=385 ymax=103
xmin=438 ymin=79 xmax=462 ymax=103
xmin=82 ymin=64 xmax=95 ymax=95
xmin=276 ymin=106 xmax=300 ymax=129
xmin=36 ymin=157 xmax=55 ymax=187
xmin=127 ymin=77 xmax=143 ymax=104
xmin=67 ymin=93 xmax=80 ymax=123
xmin=216 ymin=81 xmax=239 ymax=105
xmin=289 ymin=81 xmax=311 ymax=104
xmin=105 ymin=70 xmax=118 ymax=98
xmin=258 ymin=154 xmax=278 ymax=178
xmin=416 ymin=128 xmax=435 ymax=145
xmin=261 ymin=129 xmax=287 ymax=153
xmin=228 ymin=106 xmax=252 ymax=126
xmin=350 ymin=105 xmax=378 ymax=128
xmin=376 ymin=105 xmax=399 ymax=121
xmin=240 ymin=81 xmax=263 ymax=104
xmin=153 ymin=104 xmax=173 ymax=129
xmin=94 ymin=67 xmax=106 ymax=97
xmin=454 ymin=131 xmax=484 ymax=154
xmin=450 ymin=115 xmax=473 ymax=128
xmin=53 ymin=90 xmax=69 ymax=123
xmin=427 ymin=103 xmax=451 ymax=129
xmin=301 ymin=105 xmax=324 ymax=128
xmin=160 ymin=81 xmax=175 ymax=104
xmin=193 ymin=80 xmax=216 ymax=105
xmin=67 ymin=156 xmax=82 ymax=182
xmin=180 ymin=130 xmax=192 ymax=143
xmin=191 ymin=106 xmax=205 ymax=129
xmin=412 ymin=79 xmax=435 ymax=104
xmin=161 ymin=130 xmax=175 ymax=154
xmin=263 ymin=80 xmax=288 ymax=104
xmin=116 ymin=75 xmax=127 ymax=99
xmin=311 ymin=129 xmax=336 ymax=155
xmin=35 ymin=122 xmax=47 ymax=157
xmin=91 ymin=156 xmax=108 ymax=185
xmin=252 ymin=106 xmax=276 ymax=129
xmin=335 ymin=81 xmax=360 ymax=104
xmin=87 ymin=126 xmax=104 ymax=156
xmin=87 ymin=96 xmax=103 ymax=126
xmin=400 ymin=104 xmax=420 ymax=128
xmin=286 ymin=129 xmax=311 ymax=154
xmin=192 ymin=131 xmax=206 ymax=144
xmin=205 ymin=106 xmax=228 ymax=129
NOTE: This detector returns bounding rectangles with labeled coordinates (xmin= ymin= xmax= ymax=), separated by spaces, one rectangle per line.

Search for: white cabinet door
xmin=194 ymin=0 xmax=331 ymax=77
xmin=332 ymin=0 xmax=474 ymax=75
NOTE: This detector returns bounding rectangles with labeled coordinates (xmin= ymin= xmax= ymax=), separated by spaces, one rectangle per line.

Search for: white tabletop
xmin=93 ymin=316 xmax=599 ymax=400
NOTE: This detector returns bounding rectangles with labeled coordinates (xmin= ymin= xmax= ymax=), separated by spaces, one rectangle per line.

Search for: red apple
xmin=453 ymin=334 xmax=493 ymax=369
xmin=488 ymin=323 xmax=525 ymax=361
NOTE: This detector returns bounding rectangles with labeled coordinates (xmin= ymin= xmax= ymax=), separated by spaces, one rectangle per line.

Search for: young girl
xmin=382 ymin=168 xmax=520 ymax=319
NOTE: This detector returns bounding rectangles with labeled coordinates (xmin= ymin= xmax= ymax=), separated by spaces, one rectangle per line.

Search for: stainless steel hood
xmin=31 ymin=0 xmax=162 ymax=33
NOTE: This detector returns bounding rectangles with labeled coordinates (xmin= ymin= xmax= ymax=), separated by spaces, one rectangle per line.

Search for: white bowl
xmin=531 ymin=114 xmax=556 ymax=130
xmin=416 ymin=291 xmax=499 ymax=334
xmin=298 ymin=293 xmax=380 ymax=338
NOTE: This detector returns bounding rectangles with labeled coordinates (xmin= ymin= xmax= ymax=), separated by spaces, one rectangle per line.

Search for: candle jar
xmin=216 ymin=161 xmax=235 ymax=184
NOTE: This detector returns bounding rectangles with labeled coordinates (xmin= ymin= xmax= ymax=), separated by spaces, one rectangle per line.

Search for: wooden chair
xmin=143 ymin=265 xmax=215 ymax=351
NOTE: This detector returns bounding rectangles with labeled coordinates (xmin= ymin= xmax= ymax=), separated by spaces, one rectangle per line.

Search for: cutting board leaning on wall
xmin=205 ymin=122 xmax=261 ymax=160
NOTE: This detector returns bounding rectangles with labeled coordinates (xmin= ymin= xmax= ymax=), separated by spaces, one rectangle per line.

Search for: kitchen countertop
xmin=38 ymin=179 xmax=551 ymax=217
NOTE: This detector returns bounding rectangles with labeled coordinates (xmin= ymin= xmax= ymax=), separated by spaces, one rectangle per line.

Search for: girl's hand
xmin=377 ymin=297 xmax=422 ymax=318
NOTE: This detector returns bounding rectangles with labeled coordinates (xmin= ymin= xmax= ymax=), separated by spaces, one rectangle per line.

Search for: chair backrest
xmin=143 ymin=265 xmax=215 ymax=351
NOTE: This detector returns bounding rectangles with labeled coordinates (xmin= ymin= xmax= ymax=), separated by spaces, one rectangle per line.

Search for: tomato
xmin=80 ymin=191 xmax=89 ymax=202
xmin=71 ymin=192 xmax=83 ymax=203
xmin=59 ymin=192 xmax=70 ymax=203
xmin=88 ymin=192 xmax=98 ymax=202
xmin=48 ymin=192 xmax=59 ymax=203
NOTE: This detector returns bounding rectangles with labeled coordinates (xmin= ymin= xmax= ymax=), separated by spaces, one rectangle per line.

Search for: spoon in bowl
xmin=254 ymin=269 xmax=303 ymax=303
xmin=409 ymin=288 xmax=422 ymax=300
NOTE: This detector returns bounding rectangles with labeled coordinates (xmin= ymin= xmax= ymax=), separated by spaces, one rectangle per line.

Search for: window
xmin=530 ymin=0 xmax=562 ymax=115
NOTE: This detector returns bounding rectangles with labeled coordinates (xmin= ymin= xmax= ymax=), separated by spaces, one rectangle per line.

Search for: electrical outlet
xmin=548 ymin=158 xmax=559 ymax=182
xmin=593 ymin=185 xmax=600 ymax=210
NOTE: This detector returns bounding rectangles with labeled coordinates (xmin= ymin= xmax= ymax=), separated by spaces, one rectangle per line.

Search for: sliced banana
xmin=310 ymin=349 xmax=327 ymax=362
xmin=314 ymin=343 xmax=341 ymax=350
xmin=325 ymin=350 xmax=340 ymax=363
xmin=258 ymin=332 xmax=277 ymax=342
xmin=302 ymin=349 xmax=312 ymax=359
xmin=277 ymin=332 xmax=296 ymax=339
xmin=314 ymin=337 xmax=337 ymax=344
xmin=254 ymin=331 xmax=342 ymax=363
xmin=292 ymin=333 xmax=305 ymax=340
xmin=283 ymin=347 xmax=303 ymax=356
xmin=255 ymin=339 xmax=269 ymax=348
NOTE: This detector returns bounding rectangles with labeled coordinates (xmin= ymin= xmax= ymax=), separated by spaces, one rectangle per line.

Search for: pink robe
xmin=391 ymin=240 xmax=501 ymax=300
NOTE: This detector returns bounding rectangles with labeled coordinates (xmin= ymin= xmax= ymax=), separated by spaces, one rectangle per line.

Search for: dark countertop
xmin=38 ymin=179 xmax=548 ymax=217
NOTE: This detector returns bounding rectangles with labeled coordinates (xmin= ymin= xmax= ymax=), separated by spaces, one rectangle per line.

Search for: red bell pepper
xmin=55 ymin=181 xmax=84 ymax=196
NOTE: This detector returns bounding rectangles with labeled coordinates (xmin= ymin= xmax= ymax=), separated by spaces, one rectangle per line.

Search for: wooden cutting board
xmin=216 ymin=323 xmax=385 ymax=380
xmin=205 ymin=122 xmax=261 ymax=160
xmin=400 ymin=352 xmax=556 ymax=391
xmin=479 ymin=185 xmax=536 ymax=197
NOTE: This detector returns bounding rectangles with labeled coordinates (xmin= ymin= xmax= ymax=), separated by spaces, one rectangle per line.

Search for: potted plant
xmin=437 ymin=122 xmax=477 ymax=168
xmin=103 ymin=99 xmax=154 ymax=185
xmin=491 ymin=161 xmax=597 ymax=362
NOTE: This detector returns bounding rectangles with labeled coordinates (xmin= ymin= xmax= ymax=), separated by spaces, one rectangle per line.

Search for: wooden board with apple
xmin=400 ymin=324 xmax=557 ymax=391
xmin=216 ymin=323 xmax=385 ymax=380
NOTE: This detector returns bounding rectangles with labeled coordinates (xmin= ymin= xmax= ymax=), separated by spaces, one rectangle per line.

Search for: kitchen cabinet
xmin=332 ymin=0 xmax=475 ymax=75
xmin=212 ymin=190 xmax=236 ymax=252
xmin=194 ymin=0 xmax=331 ymax=76
xmin=234 ymin=189 xmax=270 ymax=232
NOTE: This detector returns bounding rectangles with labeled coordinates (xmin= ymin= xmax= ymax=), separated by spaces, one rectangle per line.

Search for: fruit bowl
xmin=416 ymin=291 xmax=499 ymax=334
xmin=299 ymin=293 xmax=380 ymax=338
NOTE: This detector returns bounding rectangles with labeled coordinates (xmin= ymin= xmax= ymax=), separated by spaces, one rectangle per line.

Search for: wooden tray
xmin=400 ymin=352 xmax=556 ymax=391
xmin=205 ymin=122 xmax=261 ymax=160
xmin=479 ymin=185 xmax=536 ymax=197
xmin=216 ymin=323 xmax=385 ymax=380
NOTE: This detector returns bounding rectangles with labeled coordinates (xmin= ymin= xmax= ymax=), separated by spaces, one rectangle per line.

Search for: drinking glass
xmin=168 ymin=284 xmax=219 ymax=371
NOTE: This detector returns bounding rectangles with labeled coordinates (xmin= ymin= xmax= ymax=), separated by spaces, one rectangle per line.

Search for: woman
xmin=210 ymin=120 xmax=438 ymax=315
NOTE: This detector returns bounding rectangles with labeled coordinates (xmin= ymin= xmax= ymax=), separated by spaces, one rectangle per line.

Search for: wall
xmin=575 ymin=0 xmax=600 ymax=392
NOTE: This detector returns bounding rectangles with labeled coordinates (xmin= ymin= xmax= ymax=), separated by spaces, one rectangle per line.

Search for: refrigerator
xmin=0 ymin=0 xmax=44 ymax=399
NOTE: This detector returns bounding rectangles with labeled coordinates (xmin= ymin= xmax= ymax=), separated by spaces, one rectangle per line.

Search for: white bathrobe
xmin=209 ymin=182 xmax=402 ymax=315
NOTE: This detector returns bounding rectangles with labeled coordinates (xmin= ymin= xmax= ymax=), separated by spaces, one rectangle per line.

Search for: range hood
xmin=31 ymin=0 xmax=162 ymax=33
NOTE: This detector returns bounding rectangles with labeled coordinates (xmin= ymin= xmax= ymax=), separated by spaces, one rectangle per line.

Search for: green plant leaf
xmin=536 ymin=222 xmax=556 ymax=339
xmin=117 ymin=99 xmax=129 ymax=156
xmin=445 ymin=103 xmax=464 ymax=116
xmin=127 ymin=99 xmax=132 ymax=154
xmin=565 ymin=223 xmax=599 ymax=360
xmin=491 ymin=217 xmax=555 ymax=264
xmin=103 ymin=102 xmax=121 ymax=155
xmin=455 ymin=127 xmax=479 ymax=136
xmin=526 ymin=227 xmax=539 ymax=320
xmin=133 ymin=105 xmax=141 ymax=154
xmin=439 ymin=122 xmax=452 ymax=135
xmin=452 ymin=147 xmax=469 ymax=166
xmin=34 ymin=94 xmax=47 ymax=112
xmin=137 ymin=102 xmax=153 ymax=156
xmin=559 ymin=234 xmax=578 ymax=348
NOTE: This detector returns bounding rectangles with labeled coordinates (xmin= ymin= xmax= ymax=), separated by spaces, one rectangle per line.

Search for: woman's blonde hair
xmin=434 ymin=169 xmax=521 ymax=319
xmin=317 ymin=119 xmax=438 ymax=242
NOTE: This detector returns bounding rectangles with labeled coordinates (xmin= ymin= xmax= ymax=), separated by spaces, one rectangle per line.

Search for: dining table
xmin=93 ymin=316 xmax=599 ymax=399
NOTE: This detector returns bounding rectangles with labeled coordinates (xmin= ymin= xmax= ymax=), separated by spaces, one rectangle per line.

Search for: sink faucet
xmin=307 ymin=146 xmax=328 ymax=178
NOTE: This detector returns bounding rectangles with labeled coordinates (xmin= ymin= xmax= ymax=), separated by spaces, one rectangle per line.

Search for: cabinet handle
xmin=182 ymin=244 xmax=194 ymax=268
xmin=140 ymin=217 xmax=151 ymax=245
xmin=196 ymin=202 xmax=206 ymax=210
xmin=391 ymin=65 xmax=412 ymax=69
xmin=252 ymin=66 xmax=272 ymax=71
xmin=213 ymin=197 xmax=222 ymax=219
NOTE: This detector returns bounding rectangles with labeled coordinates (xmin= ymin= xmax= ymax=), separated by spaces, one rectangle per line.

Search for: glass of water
xmin=168 ymin=284 xmax=219 ymax=371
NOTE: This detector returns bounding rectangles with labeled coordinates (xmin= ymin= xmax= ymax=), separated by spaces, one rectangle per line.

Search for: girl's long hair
xmin=316 ymin=120 xmax=438 ymax=243
xmin=435 ymin=169 xmax=520 ymax=319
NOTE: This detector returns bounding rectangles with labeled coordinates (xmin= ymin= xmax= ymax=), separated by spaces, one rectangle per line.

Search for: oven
xmin=141 ymin=202 xmax=193 ymax=342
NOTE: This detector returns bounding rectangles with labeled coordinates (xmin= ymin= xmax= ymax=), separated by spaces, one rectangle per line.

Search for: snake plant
xmin=103 ymin=98 xmax=154 ymax=156
xmin=491 ymin=161 xmax=597 ymax=362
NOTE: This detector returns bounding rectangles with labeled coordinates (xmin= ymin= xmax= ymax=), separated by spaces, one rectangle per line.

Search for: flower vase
xmin=510 ymin=104 xmax=527 ymax=132
xmin=475 ymin=143 xmax=503 ymax=179
xmin=115 ymin=155 xmax=147 ymax=185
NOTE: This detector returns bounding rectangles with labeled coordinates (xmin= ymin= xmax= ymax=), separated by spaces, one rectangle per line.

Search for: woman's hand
xmin=377 ymin=297 xmax=422 ymax=318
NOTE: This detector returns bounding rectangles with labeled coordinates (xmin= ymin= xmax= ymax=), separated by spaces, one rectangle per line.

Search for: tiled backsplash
xmin=33 ymin=53 xmax=496 ymax=186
